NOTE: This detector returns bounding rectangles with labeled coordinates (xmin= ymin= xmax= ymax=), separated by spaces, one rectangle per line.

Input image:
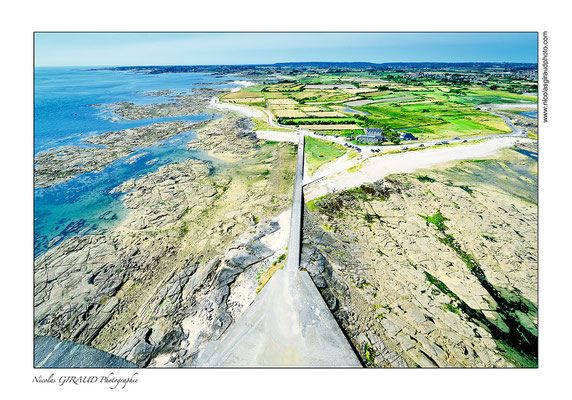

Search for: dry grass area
xmin=300 ymin=106 xmax=323 ymax=112
xmin=223 ymin=91 xmax=263 ymax=99
xmin=270 ymin=104 xmax=298 ymax=110
xmin=299 ymin=124 xmax=362 ymax=130
xmin=472 ymin=117 xmax=513 ymax=132
xmin=223 ymin=90 xmax=265 ymax=104
xmin=228 ymin=97 xmax=265 ymax=103
xmin=267 ymin=98 xmax=298 ymax=106
xmin=274 ymin=109 xmax=308 ymax=118
xmin=263 ymin=92 xmax=287 ymax=99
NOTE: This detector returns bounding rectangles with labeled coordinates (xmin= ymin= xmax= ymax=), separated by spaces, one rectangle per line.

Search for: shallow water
xmin=518 ymin=111 xmax=538 ymax=120
xmin=35 ymin=67 xmax=233 ymax=153
xmin=34 ymin=68 xmax=235 ymax=257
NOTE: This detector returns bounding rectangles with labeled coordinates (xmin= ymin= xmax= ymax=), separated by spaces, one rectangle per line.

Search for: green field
xmin=280 ymin=117 xmax=357 ymax=126
xmin=224 ymin=70 xmax=536 ymax=140
xmin=353 ymin=100 xmax=513 ymax=138
xmin=305 ymin=136 xmax=347 ymax=176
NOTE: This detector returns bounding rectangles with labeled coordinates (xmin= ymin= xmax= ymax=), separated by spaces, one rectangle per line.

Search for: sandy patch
xmin=230 ymin=81 xmax=255 ymax=93
xmin=256 ymin=130 xmax=298 ymax=143
xmin=260 ymin=208 xmax=291 ymax=254
xmin=304 ymin=137 xmax=535 ymax=201
xmin=225 ymin=208 xmax=292 ymax=322
xmin=209 ymin=97 xmax=264 ymax=118
xmin=181 ymin=313 xmax=208 ymax=349
xmin=152 ymin=353 xmax=174 ymax=367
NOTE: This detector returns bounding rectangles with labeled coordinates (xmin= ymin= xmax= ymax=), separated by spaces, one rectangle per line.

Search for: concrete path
xmin=195 ymin=133 xmax=361 ymax=367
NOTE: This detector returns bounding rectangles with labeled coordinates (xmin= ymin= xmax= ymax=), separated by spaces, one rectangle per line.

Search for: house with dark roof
xmin=364 ymin=127 xmax=384 ymax=136
xmin=399 ymin=132 xmax=418 ymax=141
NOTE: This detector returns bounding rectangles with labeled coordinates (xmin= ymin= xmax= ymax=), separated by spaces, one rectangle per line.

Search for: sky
xmin=34 ymin=32 xmax=538 ymax=67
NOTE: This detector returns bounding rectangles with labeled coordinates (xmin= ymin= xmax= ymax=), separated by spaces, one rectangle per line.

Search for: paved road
xmin=195 ymin=132 xmax=361 ymax=367
xmin=228 ymin=98 xmax=526 ymax=156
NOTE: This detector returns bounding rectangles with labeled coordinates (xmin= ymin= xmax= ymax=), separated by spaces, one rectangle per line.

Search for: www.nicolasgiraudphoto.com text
xmin=542 ymin=31 xmax=548 ymax=123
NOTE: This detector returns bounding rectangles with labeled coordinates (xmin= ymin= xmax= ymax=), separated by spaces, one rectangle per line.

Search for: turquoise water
xmin=34 ymin=67 xmax=233 ymax=257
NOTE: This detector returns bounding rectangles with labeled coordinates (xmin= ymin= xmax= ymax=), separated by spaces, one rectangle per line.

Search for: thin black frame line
xmin=32 ymin=31 xmax=540 ymax=370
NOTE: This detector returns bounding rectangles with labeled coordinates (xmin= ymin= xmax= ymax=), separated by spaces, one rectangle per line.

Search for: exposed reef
xmin=34 ymin=120 xmax=208 ymax=188
xmin=302 ymin=143 xmax=538 ymax=367
xmin=104 ymin=88 xmax=224 ymax=120
xmin=34 ymin=119 xmax=298 ymax=366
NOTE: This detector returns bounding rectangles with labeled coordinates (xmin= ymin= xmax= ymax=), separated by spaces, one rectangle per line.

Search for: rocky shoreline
xmin=34 ymin=86 xmax=239 ymax=188
xmin=104 ymin=88 xmax=225 ymax=120
xmin=302 ymin=143 xmax=538 ymax=367
xmin=187 ymin=116 xmax=259 ymax=160
xmin=34 ymin=120 xmax=208 ymax=188
xmin=34 ymin=112 xmax=298 ymax=366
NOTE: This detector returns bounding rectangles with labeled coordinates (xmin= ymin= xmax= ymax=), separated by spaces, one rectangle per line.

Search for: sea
xmin=34 ymin=67 xmax=238 ymax=257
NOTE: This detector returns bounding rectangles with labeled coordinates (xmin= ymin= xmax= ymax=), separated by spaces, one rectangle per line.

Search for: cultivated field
xmin=219 ymin=69 xmax=537 ymax=141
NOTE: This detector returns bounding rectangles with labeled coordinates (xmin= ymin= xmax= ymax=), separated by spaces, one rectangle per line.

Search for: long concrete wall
xmin=196 ymin=132 xmax=362 ymax=367
xmin=286 ymin=133 xmax=305 ymax=272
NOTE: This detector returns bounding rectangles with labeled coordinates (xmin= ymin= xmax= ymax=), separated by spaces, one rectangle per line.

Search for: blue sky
xmin=35 ymin=33 xmax=538 ymax=67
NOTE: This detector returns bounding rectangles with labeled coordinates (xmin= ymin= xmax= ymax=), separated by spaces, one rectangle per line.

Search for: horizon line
xmin=35 ymin=60 xmax=539 ymax=68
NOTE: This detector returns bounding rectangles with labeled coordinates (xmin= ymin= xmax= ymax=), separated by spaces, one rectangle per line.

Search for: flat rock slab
xmin=34 ymin=335 xmax=137 ymax=368
xmin=195 ymin=269 xmax=362 ymax=367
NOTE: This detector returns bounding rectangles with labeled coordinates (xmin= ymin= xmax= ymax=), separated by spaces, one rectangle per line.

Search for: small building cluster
xmin=356 ymin=135 xmax=385 ymax=143
xmin=356 ymin=127 xmax=386 ymax=143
